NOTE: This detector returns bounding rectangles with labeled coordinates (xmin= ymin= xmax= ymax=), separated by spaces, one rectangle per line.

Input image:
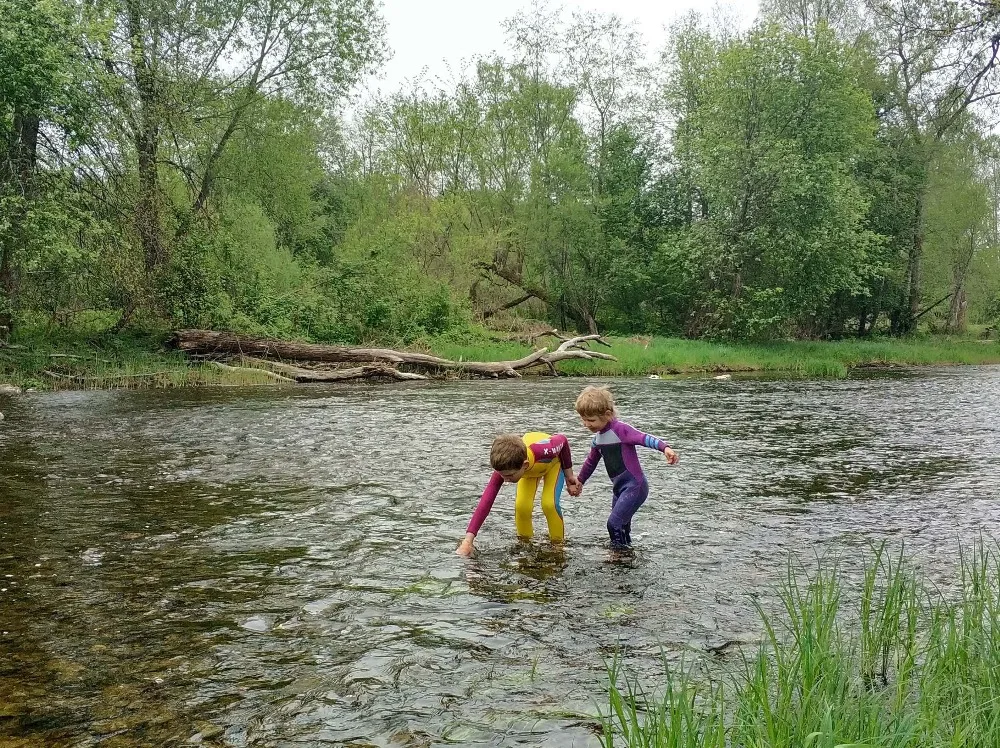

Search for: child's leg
xmin=539 ymin=464 xmax=566 ymax=542
xmin=607 ymin=479 xmax=648 ymax=547
xmin=514 ymin=477 xmax=539 ymax=539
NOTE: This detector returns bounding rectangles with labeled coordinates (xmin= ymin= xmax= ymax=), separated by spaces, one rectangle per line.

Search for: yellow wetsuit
xmin=465 ymin=432 xmax=572 ymax=541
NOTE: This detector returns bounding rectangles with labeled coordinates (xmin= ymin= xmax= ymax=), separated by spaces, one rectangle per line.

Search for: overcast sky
xmin=362 ymin=0 xmax=761 ymax=96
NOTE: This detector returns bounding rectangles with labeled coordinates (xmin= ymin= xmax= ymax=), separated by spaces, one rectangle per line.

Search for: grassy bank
xmin=431 ymin=333 xmax=1000 ymax=378
xmin=1 ymin=320 xmax=998 ymax=390
xmin=603 ymin=541 xmax=1000 ymax=747
xmin=0 ymin=325 xmax=283 ymax=390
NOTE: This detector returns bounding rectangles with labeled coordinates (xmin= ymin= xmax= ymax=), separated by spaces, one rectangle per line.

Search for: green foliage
xmin=666 ymin=23 xmax=883 ymax=338
xmin=2 ymin=0 xmax=999 ymax=345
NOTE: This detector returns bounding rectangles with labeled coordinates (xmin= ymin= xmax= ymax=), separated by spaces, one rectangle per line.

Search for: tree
xmin=760 ymin=0 xmax=864 ymax=41
xmin=922 ymin=135 xmax=995 ymax=332
xmin=866 ymin=0 xmax=1000 ymax=331
xmin=563 ymin=11 xmax=648 ymax=197
xmin=665 ymin=22 xmax=882 ymax=338
xmin=0 ymin=0 xmax=86 ymax=336
xmin=82 ymin=0 xmax=385 ymax=279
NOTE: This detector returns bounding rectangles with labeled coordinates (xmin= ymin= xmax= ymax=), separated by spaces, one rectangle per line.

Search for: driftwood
xmin=170 ymin=329 xmax=616 ymax=382
xmin=172 ymin=330 xmax=454 ymax=366
xmin=247 ymin=358 xmax=428 ymax=383
xmin=523 ymin=328 xmax=614 ymax=351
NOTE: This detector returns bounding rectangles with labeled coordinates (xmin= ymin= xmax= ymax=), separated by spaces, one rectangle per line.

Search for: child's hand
xmin=664 ymin=446 xmax=679 ymax=465
xmin=456 ymin=533 xmax=476 ymax=557
xmin=564 ymin=470 xmax=583 ymax=497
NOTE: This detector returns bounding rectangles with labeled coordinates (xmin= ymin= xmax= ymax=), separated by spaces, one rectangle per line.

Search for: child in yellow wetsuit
xmin=456 ymin=432 xmax=581 ymax=556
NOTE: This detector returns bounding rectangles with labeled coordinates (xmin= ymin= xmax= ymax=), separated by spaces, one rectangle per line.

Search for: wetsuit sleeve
xmin=466 ymin=472 xmax=504 ymax=536
xmin=527 ymin=433 xmax=573 ymax=469
xmin=615 ymin=420 xmax=670 ymax=451
xmin=577 ymin=442 xmax=602 ymax=484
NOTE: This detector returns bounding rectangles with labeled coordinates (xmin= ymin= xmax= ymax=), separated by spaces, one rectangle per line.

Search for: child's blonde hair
xmin=575 ymin=385 xmax=616 ymax=418
xmin=490 ymin=434 xmax=528 ymax=471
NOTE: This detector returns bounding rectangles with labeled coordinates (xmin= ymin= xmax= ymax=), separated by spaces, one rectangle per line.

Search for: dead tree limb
xmin=170 ymin=329 xmax=616 ymax=381
xmin=170 ymin=330 xmax=455 ymax=367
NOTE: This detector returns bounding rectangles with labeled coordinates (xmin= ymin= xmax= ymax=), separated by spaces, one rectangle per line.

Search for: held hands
xmin=664 ymin=446 xmax=679 ymax=465
xmin=564 ymin=469 xmax=583 ymax=497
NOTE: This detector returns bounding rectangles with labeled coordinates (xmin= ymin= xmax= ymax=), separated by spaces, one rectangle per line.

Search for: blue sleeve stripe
xmin=644 ymin=434 xmax=666 ymax=450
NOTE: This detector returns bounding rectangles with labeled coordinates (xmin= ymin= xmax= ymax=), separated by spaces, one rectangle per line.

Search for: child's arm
xmin=615 ymin=422 xmax=679 ymax=464
xmin=576 ymin=442 xmax=602 ymax=486
xmin=457 ymin=471 xmax=504 ymax=556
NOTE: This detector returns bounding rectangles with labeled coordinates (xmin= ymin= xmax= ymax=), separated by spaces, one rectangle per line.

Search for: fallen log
xmin=171 ymin=329 xmax=454 ymax=367
xmin=170 ymin=330 xmax=616 ymax=380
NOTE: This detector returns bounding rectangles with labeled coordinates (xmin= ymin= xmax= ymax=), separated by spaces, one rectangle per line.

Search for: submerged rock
xmin=0 ymin=384 xmax=21 ymax=395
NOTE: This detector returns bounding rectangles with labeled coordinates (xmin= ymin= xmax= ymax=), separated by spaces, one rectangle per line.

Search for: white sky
xmin=364 ymin=0 xmax=761 ymax=96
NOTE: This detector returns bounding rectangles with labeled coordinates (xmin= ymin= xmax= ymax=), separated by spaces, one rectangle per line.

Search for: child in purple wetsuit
xmin=573 ymin=386 xmax=678 ymax=548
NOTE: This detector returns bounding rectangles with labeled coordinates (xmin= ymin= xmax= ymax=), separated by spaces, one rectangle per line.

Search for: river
xmin=1 ymin=368 xmax=998 ymax=746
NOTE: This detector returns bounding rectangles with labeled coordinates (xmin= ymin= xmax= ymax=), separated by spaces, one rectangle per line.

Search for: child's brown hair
xmin=490 ymin=434 xmax=528 ymax=471
xmin=575 ymin=385 xmax=616 ymax=418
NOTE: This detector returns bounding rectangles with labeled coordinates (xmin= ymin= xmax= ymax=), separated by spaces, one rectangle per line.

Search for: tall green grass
xmin=603 ymin=541 xmax=1000 ymax=747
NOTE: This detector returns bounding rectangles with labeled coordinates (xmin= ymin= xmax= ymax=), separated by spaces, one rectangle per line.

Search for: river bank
xmin=1 ymin=324 xmax=998 ymax=391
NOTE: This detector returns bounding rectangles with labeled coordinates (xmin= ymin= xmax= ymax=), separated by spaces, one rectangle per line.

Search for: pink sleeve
xmin=577 ymin=444 xmax=602 ymax=484
xmin=466 ymin=471 xmax=504 ymax=536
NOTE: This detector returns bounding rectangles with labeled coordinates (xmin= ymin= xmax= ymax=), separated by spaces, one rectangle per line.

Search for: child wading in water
xmin=574 ymin=386 xmax=678 ymax=549
xmin=456 ymin=432 xmax=580 ymax=556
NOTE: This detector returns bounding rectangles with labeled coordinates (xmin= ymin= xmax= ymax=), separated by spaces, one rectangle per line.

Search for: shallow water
xmin=1 ymin=368 xmax=998 ymax=746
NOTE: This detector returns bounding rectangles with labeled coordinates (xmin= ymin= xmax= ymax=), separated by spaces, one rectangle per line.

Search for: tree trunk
xmin=946 ymin=287 xmax=968 ymax=333
xmin=135 ymin=124 xmax=163 ymax=271
xmin=126 ymin=0 xmax=165 ymax=272
xmin=0 ymin=112 xmax=40 ymax=336
xmin=945 ymin=232 xmax=976 ymax=334
xmin=904 ymin=194 xmax=924 ymax=333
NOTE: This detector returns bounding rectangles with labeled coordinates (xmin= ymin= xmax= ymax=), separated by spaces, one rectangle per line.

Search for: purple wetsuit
xmin=577 ymin=419 xmax=669 ymax=547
